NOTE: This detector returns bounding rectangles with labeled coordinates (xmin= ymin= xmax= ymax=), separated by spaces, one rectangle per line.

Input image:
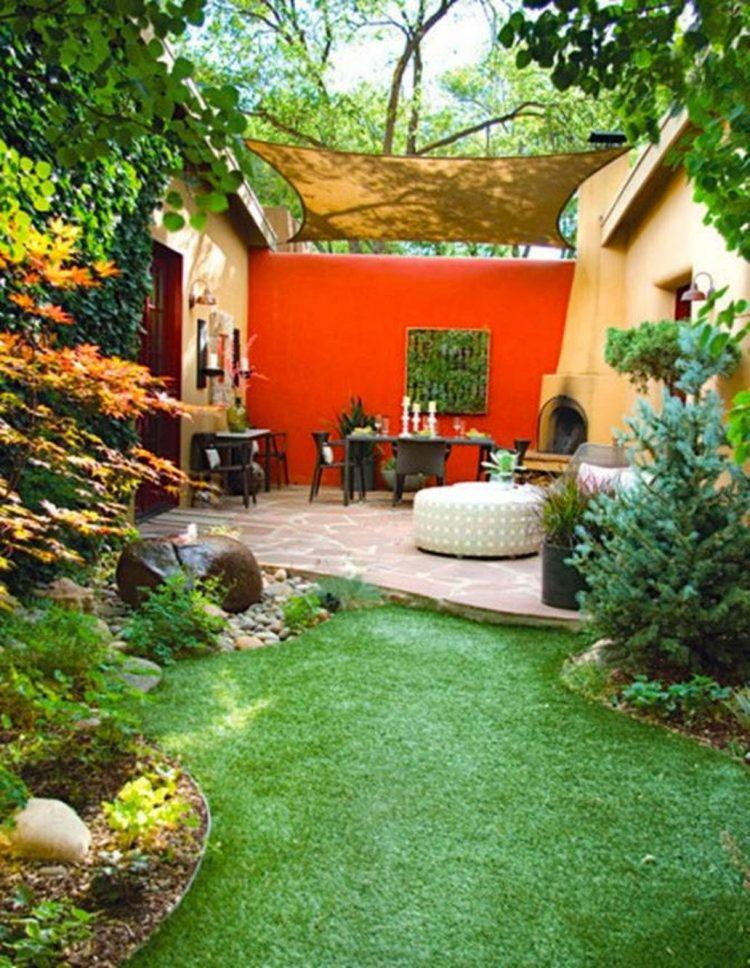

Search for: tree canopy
xmin=502 ymin=0 xmax=750 ymax=261
xmin=1 ymin=0 xmax=248 ymax=233
xmin=184 ymin=0 xmax=617 ymax=252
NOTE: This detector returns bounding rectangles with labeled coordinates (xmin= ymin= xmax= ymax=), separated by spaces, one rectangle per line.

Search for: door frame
xmin=136 ymin=241 xmax=184 ymax=518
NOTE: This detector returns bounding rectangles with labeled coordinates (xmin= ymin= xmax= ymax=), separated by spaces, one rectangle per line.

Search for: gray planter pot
xmin=541 ymin=541 xmax=586 ymax=610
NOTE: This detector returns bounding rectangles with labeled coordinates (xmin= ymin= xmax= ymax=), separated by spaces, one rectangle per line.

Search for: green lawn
xmin=131 ymin=607 xmax=749 ymax=968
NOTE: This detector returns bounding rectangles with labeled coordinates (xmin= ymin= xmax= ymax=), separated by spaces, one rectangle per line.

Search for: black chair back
xmin=396 ymin=440 xmax=447 ymax=477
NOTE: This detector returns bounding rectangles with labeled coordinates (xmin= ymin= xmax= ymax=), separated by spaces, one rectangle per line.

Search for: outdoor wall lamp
xmin=681 ymin=271 xmax=715 ymax=303
xmin=189 ymin=278 xmax=218 ymax=309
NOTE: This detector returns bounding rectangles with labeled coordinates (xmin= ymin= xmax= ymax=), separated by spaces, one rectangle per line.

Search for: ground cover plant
xmin=121 ymin=573 xmax=228 ymax=665
xmin=0 ymin=595 xmax=208 ymax=966
xmin=132 ymin=608 xmax=749 ymax=967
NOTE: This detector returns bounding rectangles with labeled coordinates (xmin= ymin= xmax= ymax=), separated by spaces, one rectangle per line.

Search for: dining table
xmin=342 ymin=432 xmax=496 ymax=507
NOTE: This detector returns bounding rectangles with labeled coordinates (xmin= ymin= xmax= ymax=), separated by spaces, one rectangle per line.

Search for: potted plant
xmin=381 ymin=457 xmax=425 ymax=493
xmin=481 ymin=448 xmax=517 ymax=487
xmin=337 ymin=396 xmax=378 ymax=491
xmin=540 ymin=477 xmax=599 ymax=610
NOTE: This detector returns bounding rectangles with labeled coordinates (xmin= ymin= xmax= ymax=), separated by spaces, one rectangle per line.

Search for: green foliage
xmin=541 ymin=477 xmax=603 ymax=548
xmin=314 ymin=576 xmax=382 ymax=612
xmin=336 ymin=397 xmax=376 ymax=437
xmin=102 ymin=769 xmax=196 ymax=851
xmin=121 ymin=573 xmax=227 ymax=664
xmin=282 ymin=592 xmax=322 ymax=633
xmin=0 ymin=765 xmax=29 ymax=828
xmin=481 ymin=448 xmax=516 ymax=481
xmin=1 ymin=5 xmax=250 ymax=223
xmin=0 ymin=896 xmax=96 ymax=967
xmin=0 ymin=605 xmax=110 ymax=690
xmin=621 ymin=675 xmax=731 ymax=725
xmin=559 ymin=656 xmax=613 ymax=703
xmin=605 ymin=321 xmax=682 ymax=392
xmin=723 ymin=688 xmax=750 ymax=733
xmin=504 ymin=1 xmax=750 ymax=260
xmin=407 ymin=329 xmax=489 ymax=414
xmin=574 ymin=327 xmax=750 ymax=682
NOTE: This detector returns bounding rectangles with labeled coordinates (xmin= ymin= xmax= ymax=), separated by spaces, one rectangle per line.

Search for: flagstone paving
xmin=140 ymin=486 xmax=577 ymax=626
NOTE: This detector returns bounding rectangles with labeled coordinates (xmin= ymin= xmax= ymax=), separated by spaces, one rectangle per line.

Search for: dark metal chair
xmin=190 ymin=432 xmax=258 ymax=509
xmin=309 ymin=431 xmax=365 ymax=502
xmin=258 ymin=432 xmax=289 ymax=490
xmin=393 ymin=440 xmax=447 ymax=505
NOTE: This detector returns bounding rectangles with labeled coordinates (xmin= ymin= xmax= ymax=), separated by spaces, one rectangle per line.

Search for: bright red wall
xmin=246 ymin=251 xmax=573 ymax=484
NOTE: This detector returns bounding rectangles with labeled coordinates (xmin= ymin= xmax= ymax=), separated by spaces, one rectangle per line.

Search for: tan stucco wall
xmin=543 ymin=144 xmax=750 ymax=445
xmin=150 ymin=180 xmax=249 ymax=488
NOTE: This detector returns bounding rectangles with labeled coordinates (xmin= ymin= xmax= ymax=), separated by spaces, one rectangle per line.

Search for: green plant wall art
xmin=406 ymin=328 xmax=490 ymax=414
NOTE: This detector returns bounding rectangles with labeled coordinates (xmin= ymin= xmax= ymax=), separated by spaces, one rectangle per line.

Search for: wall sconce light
xmin=189 ymin=279 xmax=218 ymax=310
xmin=681 ymin=271 xmax=715 ymax=303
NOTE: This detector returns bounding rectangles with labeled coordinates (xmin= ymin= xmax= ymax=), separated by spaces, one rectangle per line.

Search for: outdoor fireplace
xmin=537 ymin=395 xmax=587 ymax=454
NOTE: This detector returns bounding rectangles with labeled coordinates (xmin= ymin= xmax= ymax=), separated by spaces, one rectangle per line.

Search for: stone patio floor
xmin=140 ymin=486 xmax=578 ymax=628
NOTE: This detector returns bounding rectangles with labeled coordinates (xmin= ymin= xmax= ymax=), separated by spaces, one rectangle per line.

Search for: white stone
xmin=8 ymin=798 xmax=91 ymax=863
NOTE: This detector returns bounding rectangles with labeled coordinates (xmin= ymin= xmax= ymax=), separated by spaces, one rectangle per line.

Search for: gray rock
xmin=116 ymin=656 xmax=162 ymax=693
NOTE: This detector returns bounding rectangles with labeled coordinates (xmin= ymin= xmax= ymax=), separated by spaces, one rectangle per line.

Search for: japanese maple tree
xmin=0 ymin=214 xmax=188 ymax=606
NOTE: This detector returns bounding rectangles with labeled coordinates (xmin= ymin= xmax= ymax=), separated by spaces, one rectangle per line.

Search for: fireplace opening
xmin=537 ymin=395 xmax=587 ymax=454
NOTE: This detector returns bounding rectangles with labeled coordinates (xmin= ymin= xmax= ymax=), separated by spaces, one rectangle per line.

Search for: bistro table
xmin=342 ymin=433 xmax=496 ymax=507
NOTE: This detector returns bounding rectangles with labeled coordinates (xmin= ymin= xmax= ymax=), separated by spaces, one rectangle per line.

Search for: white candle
xmin=428 ymin=400 xmax=436 ymax=413
xmin=207 ymin=352 xmax=219 ymax=369
xmin=412 ymin=401 xmax=420 ymax=413
xmin=240 ymin=356 xmax=249 ymax=372
xmin=402 ymin=395 xmax=410 ymax=407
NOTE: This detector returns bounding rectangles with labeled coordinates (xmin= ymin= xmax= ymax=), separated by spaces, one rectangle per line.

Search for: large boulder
xmin=116 ymin=534 xmax=263 ymax=613
xmin=7 ymin=798 xmax=91 ymax=863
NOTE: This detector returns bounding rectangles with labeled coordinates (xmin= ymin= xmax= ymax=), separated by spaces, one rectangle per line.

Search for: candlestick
xmin=411 ymin=406 xmax=421 ymax=434
xmin=427 ymin=413 xmax=437 ymax=437
xmin=401 ymin=401 xmax=411 ymax=436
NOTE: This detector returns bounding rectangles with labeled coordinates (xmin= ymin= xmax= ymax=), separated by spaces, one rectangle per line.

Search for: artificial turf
xmin=131 ymin=606 xmax=749 ymax=967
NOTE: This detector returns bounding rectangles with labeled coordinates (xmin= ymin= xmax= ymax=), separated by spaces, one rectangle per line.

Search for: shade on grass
xmin=131 ymin=607 xmax=749 ymax=967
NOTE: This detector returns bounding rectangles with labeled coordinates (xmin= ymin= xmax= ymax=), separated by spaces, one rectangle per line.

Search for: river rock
xmin=7 ymin=799 xmax=91 ymax=863
xmin=40 ymin=578 xmax=95 ymax=613
xmin=116 ymin=656 xmax=162 ymax=693
xmin=234 ymin=634 xmax=266 ymax=650
xmin=116 ymin=534 xmax=262 ymax=613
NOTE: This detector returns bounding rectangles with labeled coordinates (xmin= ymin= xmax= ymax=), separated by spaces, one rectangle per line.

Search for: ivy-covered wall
xmin=0 ymin=37 xmax=172 ymax=590
xmin=0 ymin=37 xmax=170 ymax=360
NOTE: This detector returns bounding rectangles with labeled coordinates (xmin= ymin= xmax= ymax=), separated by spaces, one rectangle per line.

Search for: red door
xmin=136 ymin=242 xmax=183 ymax=517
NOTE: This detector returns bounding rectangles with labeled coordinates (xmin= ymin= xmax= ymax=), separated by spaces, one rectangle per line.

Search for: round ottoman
xmin=413 ymin=482 xmax=544 ymax=558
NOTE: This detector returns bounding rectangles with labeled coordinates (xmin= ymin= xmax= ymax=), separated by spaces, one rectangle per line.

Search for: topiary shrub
xmin=604 ymin=318 xmax=740 ymax=393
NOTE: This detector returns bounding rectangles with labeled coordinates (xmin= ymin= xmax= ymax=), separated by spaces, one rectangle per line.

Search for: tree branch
xmin=382 ymin=0 xmax=461 ymax=154
xmin=414 ymin=101 xmax=548 ymax=155
xmin=250 ymin=108 xmax=328 ymax=148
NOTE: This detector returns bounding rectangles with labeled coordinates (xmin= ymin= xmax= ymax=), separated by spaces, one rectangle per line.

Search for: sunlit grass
xmin=132 ymin=607 xmax=749 ymax=968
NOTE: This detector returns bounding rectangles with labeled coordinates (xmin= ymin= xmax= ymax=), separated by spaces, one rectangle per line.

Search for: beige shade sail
xmin=246 ymin=139 xmax=627 ymax=247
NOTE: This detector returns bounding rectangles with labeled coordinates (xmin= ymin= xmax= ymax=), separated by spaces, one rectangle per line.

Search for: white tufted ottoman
xmin=413 ymin=482 xmax=544 ymax=558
